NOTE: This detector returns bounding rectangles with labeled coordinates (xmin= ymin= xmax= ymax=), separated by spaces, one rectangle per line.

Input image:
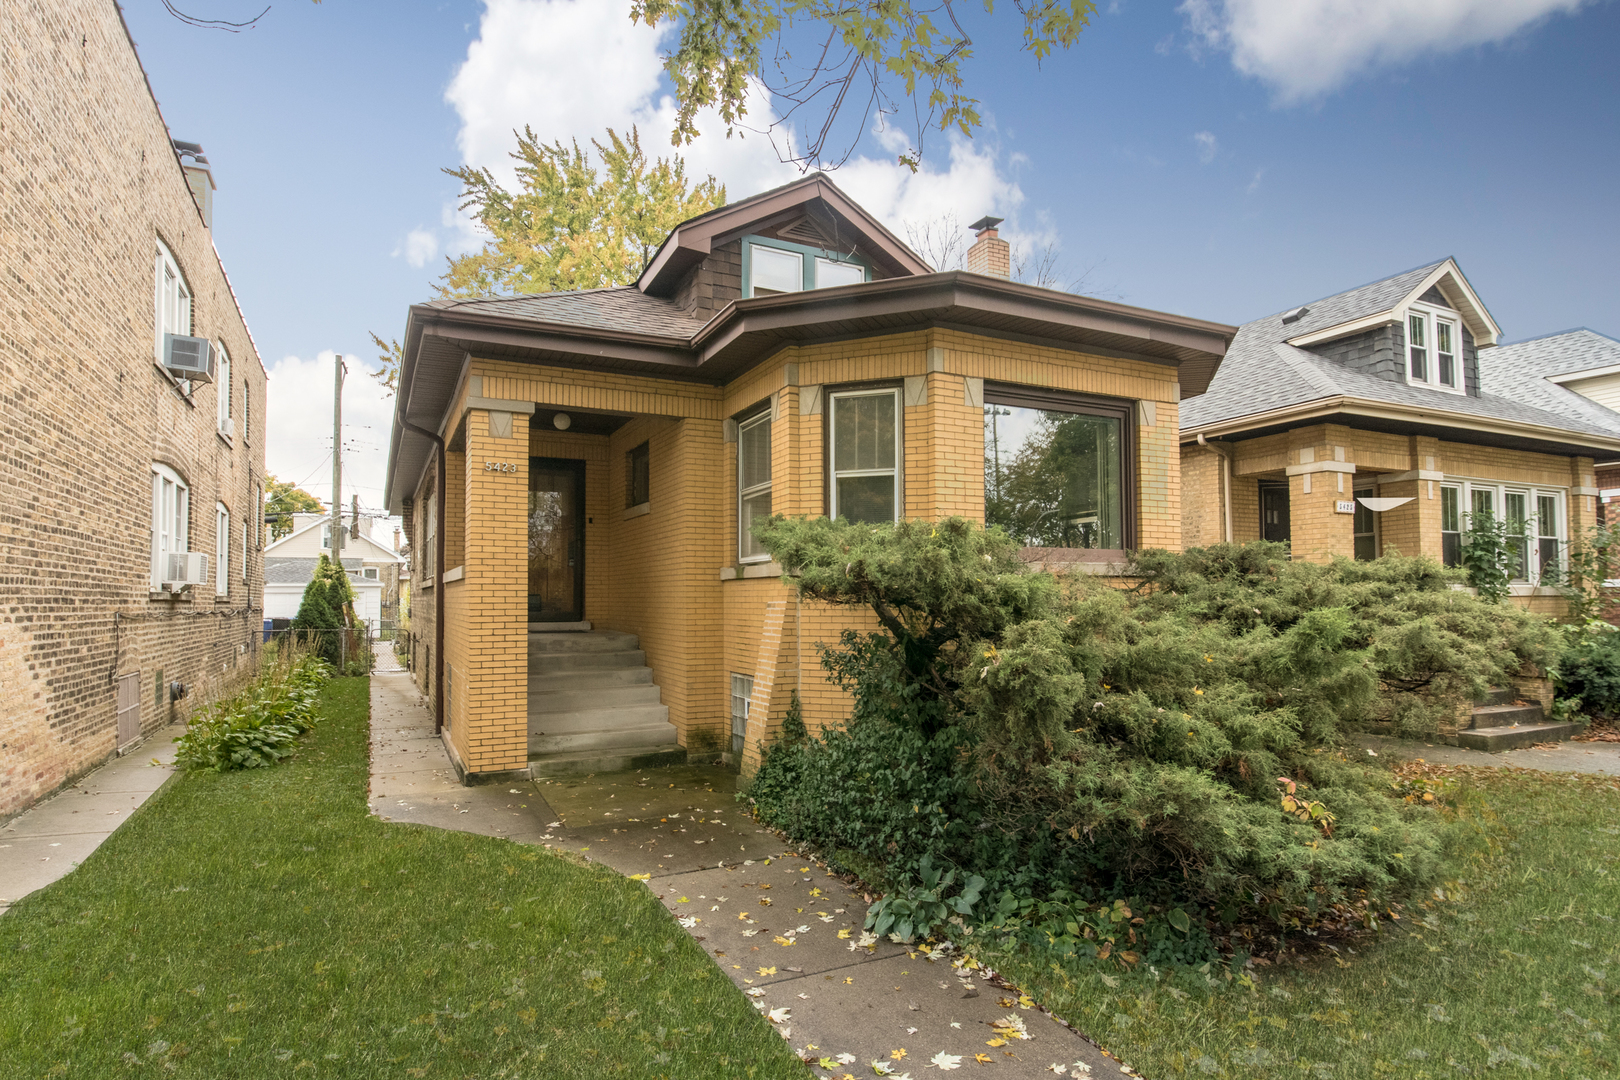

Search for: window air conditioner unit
xmin=162 ymin=552 xmax=210 ymax=590
xmin=163 ymin=333 xmax=215 ymax=384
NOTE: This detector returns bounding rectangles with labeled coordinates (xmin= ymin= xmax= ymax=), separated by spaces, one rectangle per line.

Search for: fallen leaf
xmin=891 ymin=1048 xmax=907 ymax=1060
xmin=758 ymin=966 xmax=777 ymax=976
xmin=987 ymin=1039 xmax=1007 ymax=1048
xmin=628 ymin=873 xmax=651 ymax=881
xmin=838 ymin=929 xmax=853 ymax=939
xmin=975 ymin=1054 xmax=993 ymax=1064
xmin=930 ymin=1052 xmax=963 ymax=1071
xmin=767 ymin=1007 xmax=791 ymax=1023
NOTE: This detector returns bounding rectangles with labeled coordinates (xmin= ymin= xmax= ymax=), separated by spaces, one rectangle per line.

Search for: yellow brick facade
xmin=409 ymin=328 xmax=1185 ymax=776
xmin=1181 ymin=422 xmax=1597 ymax=614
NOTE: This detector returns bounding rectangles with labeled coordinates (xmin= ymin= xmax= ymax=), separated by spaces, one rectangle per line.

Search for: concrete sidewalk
xmin=0 ymin=724 xmax=184 ymax=915
xmin=368 ymin=673 xmax=1125 ymax=1079
xmin=1356 ymin=732 xmax=1620 ymax=775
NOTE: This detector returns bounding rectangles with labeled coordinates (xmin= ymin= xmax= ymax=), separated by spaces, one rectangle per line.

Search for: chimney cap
xmin=968 ymin=215 xmax=1004 ymax=234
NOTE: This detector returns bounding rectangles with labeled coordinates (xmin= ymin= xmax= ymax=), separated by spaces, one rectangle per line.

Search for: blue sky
xmin=118 ymin=0 xmax=1620 ymax=513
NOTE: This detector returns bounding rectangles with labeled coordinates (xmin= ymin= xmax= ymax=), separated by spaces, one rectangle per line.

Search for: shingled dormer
xmin=636 ymin=174 xmax=933 ymax=318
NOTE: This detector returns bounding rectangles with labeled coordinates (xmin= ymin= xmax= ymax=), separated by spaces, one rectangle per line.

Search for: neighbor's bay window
xmin=984 ymin=387 xmax=1129 ymax=550
xmin=738 ymin=409 xmax=772 ymax=560
xmin=829 ymin=388 xmax=900 ymax=524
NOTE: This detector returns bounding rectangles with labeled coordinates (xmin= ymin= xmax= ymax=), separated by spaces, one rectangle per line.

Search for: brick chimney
xmin=172 ymin=140 xmax=215 ymax=229
xmin=966 ymin=216 xmax=1009 ymax=278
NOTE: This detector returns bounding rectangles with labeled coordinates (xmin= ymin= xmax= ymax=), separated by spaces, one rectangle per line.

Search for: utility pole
xmin=331 ymin=354 xmax=345 ymax=558
xmin=352 ymin=494 xmax=360 ymax=539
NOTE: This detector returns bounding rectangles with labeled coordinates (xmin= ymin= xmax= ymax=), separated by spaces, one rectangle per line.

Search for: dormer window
xmin=1406 ymin=304 xmax=1463 ymax=393
xmin=744 ymin=236 xmax=869 ymax=298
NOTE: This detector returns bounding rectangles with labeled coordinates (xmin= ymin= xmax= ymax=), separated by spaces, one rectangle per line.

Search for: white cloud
xmin=1193 ymin=131 xmax=1218 ymax=164
xmin=266 ymin=350 xmax=397 ymax=522
xmin=441 ymin=0 xmax=1040 ymax=265
xmin=396 ymin=227 xmax=439 ymax=269
xmin=1181 ymin=0 xmax=1588 ymax=102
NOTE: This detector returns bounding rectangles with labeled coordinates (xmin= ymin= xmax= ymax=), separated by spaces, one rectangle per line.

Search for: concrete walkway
xmin=1356 ymin=732 xmax=1620 ymax=775
xmin=0 ymin=724 xmax=183 ymax=915
xmin=367 ymin=673 xmax=1124 ymax=1079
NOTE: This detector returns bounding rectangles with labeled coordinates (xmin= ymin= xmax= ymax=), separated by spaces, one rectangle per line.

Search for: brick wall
xmin=1 ymin=0 xmax=267 ymax=818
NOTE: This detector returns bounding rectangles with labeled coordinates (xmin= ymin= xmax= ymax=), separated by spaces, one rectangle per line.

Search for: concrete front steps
xmin=1456 ymin=686 xmax=1579 ymax=752
xmin=527 ymin=631 xmax=685 ymax=777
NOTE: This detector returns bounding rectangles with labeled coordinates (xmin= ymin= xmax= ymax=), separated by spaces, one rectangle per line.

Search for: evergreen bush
xmin=749 ymin=518 xmax=1555 ymax=945
xmin=292 ymin=554 xmax=356 ymax=665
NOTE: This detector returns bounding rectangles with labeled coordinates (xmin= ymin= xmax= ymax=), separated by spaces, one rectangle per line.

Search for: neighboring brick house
xmin=1180 ymin=261 xmax=1620 ymax=615
xmin=1 ymin=0 xmax=268 ymax=816
xmin=1472 ymin=329 xmax=1620 ymax=523
xmin=384 ymin=175 xmax=1235 ymax=780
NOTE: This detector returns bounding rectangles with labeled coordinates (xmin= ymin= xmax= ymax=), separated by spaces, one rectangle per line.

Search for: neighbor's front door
xmin=528 ymin=458 xmax=585 ymax=623
xmin=1260 ymin=482 xmax=1291 ymax=544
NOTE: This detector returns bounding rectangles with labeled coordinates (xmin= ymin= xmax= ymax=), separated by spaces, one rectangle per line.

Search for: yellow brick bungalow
xmin=383 ymin=175 xmax=1235 ymax=782
xmin=1180 ymin=260 xmax=1620 ymax=616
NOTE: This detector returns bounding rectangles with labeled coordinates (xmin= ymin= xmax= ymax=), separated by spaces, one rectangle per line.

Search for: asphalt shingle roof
xmin=264 ymin=558 xmax=363 ymax=585
xmin=421 ymin=287 xmax=705 ymax=339
xmin=1477 ymin=329 xmax=1620 ymax=437
xmin=1179 ymin=264 xmax=1620 ymax=442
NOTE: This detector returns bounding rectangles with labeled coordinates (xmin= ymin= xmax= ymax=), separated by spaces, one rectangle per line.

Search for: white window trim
xmin=216 ymin=503 xmax=230 ymax=596
xmin=216 ymin=342 xmax=232 ymax=436
xmin=1403 ymin=302 xmax=1465 ymax=395
xmin=150 ymin=464 xmax=189 ymax=591
xmin=1440 ymin=478 xmax=1566 ymax=584
xmin=153 ymin=240 xmax=192 ymax=363
xmin=242 ymin=518 xmax=249 ymax=583
xmin=828 ymin=387 xmax=902 ymax=524
xmin=738 ymin=410 xmax=773 ymax=563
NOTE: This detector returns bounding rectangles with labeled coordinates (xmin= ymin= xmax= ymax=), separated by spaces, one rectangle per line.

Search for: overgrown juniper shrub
xmin=749 ymin=517 xmax=1554 ymax=952
xmin=174 ymin=654 xmax=334 ymax=771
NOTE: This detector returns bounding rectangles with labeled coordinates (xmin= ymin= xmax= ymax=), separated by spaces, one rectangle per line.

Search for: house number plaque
xmin=483 ymin=461 xmax=520 ymax=473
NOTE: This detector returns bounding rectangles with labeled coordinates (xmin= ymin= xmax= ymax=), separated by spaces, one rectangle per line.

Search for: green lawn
xmin=980 ymin=766 xmax=1620 ymax=1078
xmin=0 ymin=677 xmax=807 ymax=1080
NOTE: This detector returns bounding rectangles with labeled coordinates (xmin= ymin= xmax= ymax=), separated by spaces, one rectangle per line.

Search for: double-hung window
xmin=1353 ymin=486 xmax=1378 ymax=560
xmin=216 ymin=504 xmax=230 ymax=596
xmin=1406 ymin=304 xmax=1463 ymax=393
xmin=216 ymin=343 xmax=232 ymax=436
xmin=737 ymin=409 xmax=773 ymax=560
xmin=150 ymin=464 xmax=189 ymax=590
xmin=829 ymin=388 xmax=900 ymax=524
xmin=153 ymin=240 xmax=191 ymax=364
xmin=1441 ymin=480 xmax=1565 ymax=583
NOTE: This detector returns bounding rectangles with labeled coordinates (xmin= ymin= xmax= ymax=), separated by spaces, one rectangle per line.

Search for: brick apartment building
xmin=385 ymin=175 xmax=1236 ymax=781
xmin=1 ymin=0 xmax=268 ymax=816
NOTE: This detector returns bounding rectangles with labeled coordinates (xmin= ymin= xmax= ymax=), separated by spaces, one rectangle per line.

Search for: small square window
xmin=750 ymin=245 xmax=803 ymax=296
xmin=815 ymin=257 xmax=864 ymax=288
xmin=626 ymin=441 xmax=650 ymax=508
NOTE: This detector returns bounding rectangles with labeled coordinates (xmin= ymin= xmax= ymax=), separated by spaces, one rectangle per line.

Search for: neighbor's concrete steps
xmin=1456 ymin=686 xmax=1579 ymax=752
xmin=527 ymin=631 xmax=684 ymax=776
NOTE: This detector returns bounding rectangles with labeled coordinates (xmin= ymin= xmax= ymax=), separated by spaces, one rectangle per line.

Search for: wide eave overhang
xmin=386 ymin=272 xmax=1235 ymax=512
xmin=1181 ymin=396 xmax=1620 ymax=462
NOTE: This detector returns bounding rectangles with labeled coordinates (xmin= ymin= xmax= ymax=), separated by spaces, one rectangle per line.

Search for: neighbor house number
xmin=483 ymin=461 xmax=520 ymax=473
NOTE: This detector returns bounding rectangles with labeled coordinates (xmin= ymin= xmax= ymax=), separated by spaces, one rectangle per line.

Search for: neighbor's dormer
xmin=635 ymin=174 xmax=932 ymax=318
xmin=1280 ymin=259 xmax=1502 ymax=397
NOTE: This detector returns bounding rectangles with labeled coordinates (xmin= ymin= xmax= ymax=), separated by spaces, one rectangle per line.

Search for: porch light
xmin=553 ymin=412 xmax=571 ymax=430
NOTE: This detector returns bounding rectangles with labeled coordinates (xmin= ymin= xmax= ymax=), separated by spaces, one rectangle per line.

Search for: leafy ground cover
xmin=976 ymin=764 xmax=1620 ymax=1079
xmin=0 ymin=677 xmax=808 ymax=1079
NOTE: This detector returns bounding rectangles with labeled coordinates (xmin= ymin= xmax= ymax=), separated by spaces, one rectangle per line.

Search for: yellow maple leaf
xmin=987 ymin=1038 xmax=1007 ymax=1047
xmin=627 ymin=873 xmax=651 ymax=881
xmin=773 ymin=936 xmax=794 ymax=947
xmin=975 ymin=1053 xmax=993 ymax=1063
xmin=757 ymin=966 xmax=777 ymax=976
xmin=891 ymin=1049 xmax=907 ymax=1060
xmin=838 ymin=928 xmax=852 ymax=939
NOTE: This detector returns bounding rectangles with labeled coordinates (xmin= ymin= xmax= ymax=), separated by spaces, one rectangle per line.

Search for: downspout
xmin=402 ymin=417 xmax=447 ymax=734
xmin=1196 ymin=433 xmax=1234 ymax=543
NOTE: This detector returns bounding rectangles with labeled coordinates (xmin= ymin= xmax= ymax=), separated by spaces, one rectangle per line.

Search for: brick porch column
xmin=1285 ymin=435 xmax=1355 ymax=562
xmin=458 ymin=404 xmax=532 ymax=775
xmin=1375 ymin=437 xmax=1443 ymax=560
xmin=904 ymin=353 xmax=985 ymax=521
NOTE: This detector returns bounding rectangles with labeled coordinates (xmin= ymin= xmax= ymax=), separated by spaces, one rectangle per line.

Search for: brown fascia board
xmin=1179 ymin=396 xmax=1620 ymax=459
xmin=636 ymin=175 xmax=932 ymax=295
xmin=695 ymin=273 xmax=1235 ymax=368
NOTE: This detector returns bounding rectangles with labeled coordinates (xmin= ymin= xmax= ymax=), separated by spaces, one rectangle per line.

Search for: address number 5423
xmin=484 ymin=461 xmax=519 ymax=473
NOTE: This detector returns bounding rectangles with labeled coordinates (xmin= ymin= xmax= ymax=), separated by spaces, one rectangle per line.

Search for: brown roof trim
xmin=636 ymin=173 xmax=933 ymax=296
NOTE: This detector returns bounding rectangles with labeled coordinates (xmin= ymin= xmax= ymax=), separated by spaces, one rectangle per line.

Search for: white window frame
xmin=749 ymin=244 xmax=803 ymax=297
xmin=828 ymin=387 xmax=902 ymax=524
xmin=216 ymin=342 xmax=232 ymax=436
xmin=738 ymin=409 xmax=773 ymax=563
xmin=363 ymin=567 xmax=378 ymax=580
xmin=1443 ymin=478 xmax=1565 ymax=584
xmin=1404 ymin=303 xmax=1464 ymax=394
xmin=424 ymin=492 xmax=437 ymax=581
xmin=216 ymin=503 xmax=230 ymax=595
xmin=150 ymin=464 xmax=189 ymax=591
xmin=242 ymin=517 xmax=249 ymax=583
xmin=815 ymin=256 xmax=865 ymax=289
xmin=153 ymin=240 xmax=192 ymax=363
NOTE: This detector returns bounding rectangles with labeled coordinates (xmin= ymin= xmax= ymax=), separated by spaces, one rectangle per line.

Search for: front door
xmin=528 ymin=458 xmax=585 ymax=622
xmin=1260 ymin=482 xmax=1291 ymax=544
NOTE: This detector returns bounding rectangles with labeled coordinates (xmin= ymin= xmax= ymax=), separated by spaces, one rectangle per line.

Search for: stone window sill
xmin=441 ymin=566 xmax=465 ymax=584
xmin=623 ymin=502 xmax=651 ymax=520
xmin=720 ymin=561 xmax=782 ymax=580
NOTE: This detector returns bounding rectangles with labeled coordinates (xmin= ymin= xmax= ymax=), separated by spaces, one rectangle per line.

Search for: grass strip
xmin=0 ymin=677 xmax=808 ymax=1079
xmin=980 ymin=766 xmax=1620 ymax=1078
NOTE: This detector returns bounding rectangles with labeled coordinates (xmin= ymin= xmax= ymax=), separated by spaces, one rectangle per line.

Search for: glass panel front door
xmin=529 ymin=458 xmax=585 ymax=622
